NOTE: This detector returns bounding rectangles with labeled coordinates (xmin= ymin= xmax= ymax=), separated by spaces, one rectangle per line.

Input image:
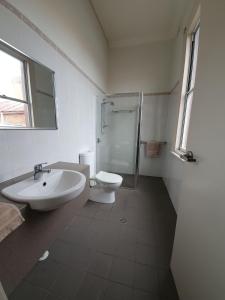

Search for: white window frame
xmin=175 ymin=11 xmax=200 ymax=154
xmin=0 ymin=41 xmax=33 ymax=128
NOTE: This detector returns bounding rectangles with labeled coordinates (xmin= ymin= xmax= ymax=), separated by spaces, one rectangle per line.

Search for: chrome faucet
xmin=33 ymin=163 xmax=51 ymax=180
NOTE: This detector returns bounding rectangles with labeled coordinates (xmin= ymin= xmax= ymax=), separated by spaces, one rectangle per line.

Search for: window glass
xmin=189 ymin=26 xmax=200 ymax=91
xmin=0 ymin=40 xmax=57 ymax=129
xmin=0 ymin=98 xmax=30 ymax=127
xmin=180 ymin=93 xmax=193 ymax=149
xmin=0 ymin=49 xmax=27 ymax=101
xmin=177 ymin=24 xmax=200 ymax=151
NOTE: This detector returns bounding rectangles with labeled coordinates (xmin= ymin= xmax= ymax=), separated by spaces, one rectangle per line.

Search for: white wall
xmin=163 ymin=0 xmax=225 ymax=299
xmin=8 ymin=0 xmax=108 ymax=91
xmin=162 ymin=82 xmax=186 ymax=211
xmin=108 ymin=40 xmax=173 ymax=93
xmin=0 ymin=1 xmax=106 ymax=182
xmin=1 ymin=1 xmax=170 ymax=181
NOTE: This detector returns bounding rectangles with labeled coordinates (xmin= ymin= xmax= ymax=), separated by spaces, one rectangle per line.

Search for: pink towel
xmin=145 ymin=141 xmax=161 ymax=158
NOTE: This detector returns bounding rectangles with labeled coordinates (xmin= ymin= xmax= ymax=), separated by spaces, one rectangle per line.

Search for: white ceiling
xmin=90 ymin=0 xmax=186 ymax=48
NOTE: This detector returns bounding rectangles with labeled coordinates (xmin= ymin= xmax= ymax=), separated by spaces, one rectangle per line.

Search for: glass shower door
xmin=96 ymin=93 xmax=142 ymax=188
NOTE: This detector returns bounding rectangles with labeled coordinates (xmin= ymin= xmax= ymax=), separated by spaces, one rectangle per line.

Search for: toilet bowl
xmin=89 ymin=171 xmax=123 ymax=204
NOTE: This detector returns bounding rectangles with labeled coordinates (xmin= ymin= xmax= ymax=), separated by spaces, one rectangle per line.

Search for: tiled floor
xmin=9 ymin=176 xmax=179 ymax=300
xmin=118 ymin=173 xmax=135 ymax=188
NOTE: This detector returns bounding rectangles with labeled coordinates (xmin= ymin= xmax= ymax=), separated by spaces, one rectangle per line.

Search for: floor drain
xmin=120 ymin=217 xmax=127 ymax=224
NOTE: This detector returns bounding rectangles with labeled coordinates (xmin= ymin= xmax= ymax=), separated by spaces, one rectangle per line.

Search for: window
xmin=0 ymin=40 xmax=57 ymax=129
xmin=176 ymin=21 xmax=200 ymax=152
xmin=0 ymin=43 xmax=31 ymax=127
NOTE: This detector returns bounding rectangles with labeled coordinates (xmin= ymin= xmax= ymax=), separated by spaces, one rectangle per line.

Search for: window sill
xmin=171 ymin=150 xmax=198 ymax=163
xmin=170 ymin=151 xmax=187 ymax=162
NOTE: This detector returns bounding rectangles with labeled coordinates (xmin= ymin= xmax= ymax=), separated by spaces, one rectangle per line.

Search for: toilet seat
xmin=96 ymin=171 xmax=122 ymax=184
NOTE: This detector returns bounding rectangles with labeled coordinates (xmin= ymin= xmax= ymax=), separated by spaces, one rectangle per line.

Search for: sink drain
xmin=120 ymin=217 xmax=127 ymax=224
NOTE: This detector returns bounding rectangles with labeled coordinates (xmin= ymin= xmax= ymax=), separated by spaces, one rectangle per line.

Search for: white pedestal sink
xmin=1 ymin=169 xmax=86 ymax=211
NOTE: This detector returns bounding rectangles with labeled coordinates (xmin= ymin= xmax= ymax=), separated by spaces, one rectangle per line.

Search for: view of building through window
xmin=0 ymin=99 xmax=29 ymax=127
xmin=0 ymin=49 xmax=29 ymax=127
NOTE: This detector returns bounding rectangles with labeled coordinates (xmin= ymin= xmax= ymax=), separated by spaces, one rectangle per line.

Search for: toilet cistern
xmin=33 ymin=162 xmax=51 ymax=180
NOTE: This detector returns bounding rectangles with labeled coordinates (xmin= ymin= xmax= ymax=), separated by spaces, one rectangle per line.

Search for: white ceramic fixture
xmin=89 ymin=171 xmax=123 ymax=204
xmin=1 ymin=169 xmax=86 ymax=211
xmin=79 ymin=151 xmax=123 ymax=204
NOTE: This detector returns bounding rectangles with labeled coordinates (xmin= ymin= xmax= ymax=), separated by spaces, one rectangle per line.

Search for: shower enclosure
xmin=96 ymin=92 xmax=143 ymax=188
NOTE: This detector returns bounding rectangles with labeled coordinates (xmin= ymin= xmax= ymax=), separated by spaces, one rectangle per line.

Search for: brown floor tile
xmin=101 ymin=281 xmax=133 ymax=300
xmin=74 ymin=273 xmax=108 ymax=300
xmin=109 ymin=258 xmax=135 ymax=287
xmin=7 ymin=176 xmax=178 ymax=299
xmin=9 ymin=281 xmax=48 ymax=300
xmin=88 ymin=252 xmax=113 ymax=278
xmin=134 ymin=263 xmax=159 ymax=293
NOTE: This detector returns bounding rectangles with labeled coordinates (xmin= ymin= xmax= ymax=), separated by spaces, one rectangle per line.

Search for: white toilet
xmin=79 ymin=151 xmax=123 ymax=204
xmin=89 ymin=171 xmax=123 ymax=203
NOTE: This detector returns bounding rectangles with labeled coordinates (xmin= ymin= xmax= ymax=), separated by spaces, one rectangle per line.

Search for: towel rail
xmin=140 ymin=141 xmax=167 ymax=145
xmin=112 ymin=109 xmax=136 ymax=113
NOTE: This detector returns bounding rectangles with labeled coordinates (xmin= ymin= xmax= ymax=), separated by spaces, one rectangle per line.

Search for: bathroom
xmin=0 ymin=0 xmax=224 ymax=299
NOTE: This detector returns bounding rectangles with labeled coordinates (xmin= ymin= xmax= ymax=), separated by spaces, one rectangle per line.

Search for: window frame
xmin=175 ymin=17 xmax=200 ymax=154
xmin=0 ymin=41 xmax=33 ymax=128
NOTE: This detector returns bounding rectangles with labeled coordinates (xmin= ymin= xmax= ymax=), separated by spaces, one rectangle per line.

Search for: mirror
xmin=0 ymin=39 xmax=57 ymax=129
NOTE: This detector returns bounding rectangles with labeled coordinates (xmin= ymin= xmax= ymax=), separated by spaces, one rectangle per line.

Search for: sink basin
xmin=1 ymin=169 xmax=86 ymax=211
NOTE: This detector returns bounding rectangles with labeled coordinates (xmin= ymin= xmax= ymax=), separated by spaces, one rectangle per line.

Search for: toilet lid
xmin=96 ymin=171 xmax=123 ymax=184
